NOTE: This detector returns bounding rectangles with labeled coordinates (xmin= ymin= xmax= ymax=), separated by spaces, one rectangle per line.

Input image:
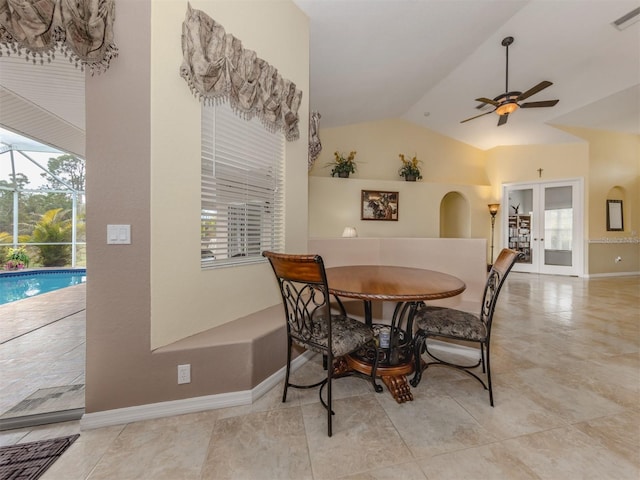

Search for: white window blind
xmin=201 ymin=102 xmax=284 ymax=268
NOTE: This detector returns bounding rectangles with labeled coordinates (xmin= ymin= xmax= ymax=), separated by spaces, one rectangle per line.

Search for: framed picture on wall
xmin=361 ymin=190 xmax=398 ymax=221
xmin=606 ymin=199 xmax=623 ymax=231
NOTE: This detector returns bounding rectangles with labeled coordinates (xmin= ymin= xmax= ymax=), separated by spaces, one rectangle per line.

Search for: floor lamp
xmin=488 ymin=203 xmax=500 ymax=268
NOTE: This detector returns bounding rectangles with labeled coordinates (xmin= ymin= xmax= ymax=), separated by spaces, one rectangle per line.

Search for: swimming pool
xmin=0 ymin=269 xmax=87 ymax=305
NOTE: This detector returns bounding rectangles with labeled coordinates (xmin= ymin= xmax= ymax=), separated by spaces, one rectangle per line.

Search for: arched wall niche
xmin=439 ymin=191 xmax=470 ymax=238
xmin=606 ymin=185 xmax=625 ymax=200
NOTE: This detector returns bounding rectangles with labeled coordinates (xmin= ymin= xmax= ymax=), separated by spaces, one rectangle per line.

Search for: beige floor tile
xmin=375 ymin=389 xmax=497 ymax=459
xmin=502 ymin=425 xmax=639 ymax=479
xmin=41 ymin=424 xmax=125 ymax=480
xmin=417 ymin=441 xmax=541 ymax=480
xmin=340 ymin=460 xmax=428 ymax=480
xmin=573 ymin=410 xmax=640 ymax=468
xmin=201 ymin=407 xmax=312 ymax=480
xmin=87 ymin=417 xmax=216 ymax=480
xmin=303 ymin=394 xmax=412 ymax=479
xmin=497 ymin=365 xmax=627 ymax=423
xmin=441 ymin=377 xmax=569 ymax=439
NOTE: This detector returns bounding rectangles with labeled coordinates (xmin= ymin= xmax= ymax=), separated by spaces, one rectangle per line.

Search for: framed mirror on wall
xmin=606 ymin=200 xmax=624 ymax=231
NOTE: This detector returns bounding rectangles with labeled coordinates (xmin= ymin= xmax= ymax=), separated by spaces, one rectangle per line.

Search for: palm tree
xmin=31 ymin=208 xmax=72 ymax=266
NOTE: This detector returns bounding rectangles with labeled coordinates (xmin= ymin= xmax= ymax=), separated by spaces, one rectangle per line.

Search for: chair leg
xmin=327 ymin=352 xmax=333 ymax=437
xmin=282 ymin=339 xmax=292 ymax=403
xmin=485 ymin=342 xmax=494 ymax=407
xmin=410 ymin=333 xmax=426 ymax=388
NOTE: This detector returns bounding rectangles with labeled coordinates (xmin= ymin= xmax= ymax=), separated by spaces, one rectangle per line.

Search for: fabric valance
xmin=180 ymin=4 xmax=302 ymax=141
xmin=0 ymin=0 xmax=118 ymax=74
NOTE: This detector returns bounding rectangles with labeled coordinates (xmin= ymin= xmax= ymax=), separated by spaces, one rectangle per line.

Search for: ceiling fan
xmin=461 ymin=36 xmax=559 ymax=126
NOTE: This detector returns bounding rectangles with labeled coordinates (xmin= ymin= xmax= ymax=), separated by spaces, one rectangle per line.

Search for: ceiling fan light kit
xmin=461 ymin=36 xmax=559 ymax=126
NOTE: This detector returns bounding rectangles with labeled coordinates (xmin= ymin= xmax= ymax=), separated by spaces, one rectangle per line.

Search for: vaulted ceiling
xmin=0 ymin=0 xmax=638 ymax=155
xmin=295 ymin=0 xmax=640 ymax=149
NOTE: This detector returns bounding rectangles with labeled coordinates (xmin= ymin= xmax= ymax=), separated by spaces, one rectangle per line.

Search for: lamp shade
xmin=488 ymin=203 xmax=500 ymax=216
xmin=342 ymin=227 xmax=357 ymax=238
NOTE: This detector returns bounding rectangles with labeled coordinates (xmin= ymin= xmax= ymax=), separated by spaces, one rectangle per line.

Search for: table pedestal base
xmin=344 ymin=354 xmax=414 ymax=403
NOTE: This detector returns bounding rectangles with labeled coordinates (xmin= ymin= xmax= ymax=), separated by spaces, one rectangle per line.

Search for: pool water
xmin=0 ymin=269 xmax=87 ymax=305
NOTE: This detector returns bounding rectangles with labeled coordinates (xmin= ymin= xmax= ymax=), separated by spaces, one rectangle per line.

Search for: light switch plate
xmin=107 ymin=224 xmax=131 ymax=244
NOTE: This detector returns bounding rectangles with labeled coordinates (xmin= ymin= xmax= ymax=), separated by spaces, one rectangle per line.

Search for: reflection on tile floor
xmin=1 ymin=274 xmax=638 ymax=479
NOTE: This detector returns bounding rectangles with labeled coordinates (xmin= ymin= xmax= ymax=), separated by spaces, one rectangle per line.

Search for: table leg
xmin=381 ymin=375 xmax=413 ymax=403
xmin=345 ymin=354 xmax=415 ymax=403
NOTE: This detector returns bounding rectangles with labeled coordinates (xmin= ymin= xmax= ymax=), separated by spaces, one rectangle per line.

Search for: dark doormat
xmin=0 ymin=434 xmax=79 ymax=480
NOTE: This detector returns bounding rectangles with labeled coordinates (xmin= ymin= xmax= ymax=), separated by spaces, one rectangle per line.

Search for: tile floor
xmin=0 ymin=273 xmax=638 ymax=479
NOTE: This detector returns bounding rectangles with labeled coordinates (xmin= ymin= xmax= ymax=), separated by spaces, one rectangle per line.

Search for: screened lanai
xmin=0 ymin=127 xmax=86 ymax=269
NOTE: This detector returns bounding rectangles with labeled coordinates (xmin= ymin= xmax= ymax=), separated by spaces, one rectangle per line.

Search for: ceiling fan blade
xmin=520 ymin=99 xmax=559 ymax=108
xmin=516 ymin=81 xmax=552 ymax=102
xmin=460 ymin=110 xmax=494 ymax=123
xmin=475 ymin=97 xmax=500 ymax=108
xmin=497 ymin=113 xmax=509 ymax=126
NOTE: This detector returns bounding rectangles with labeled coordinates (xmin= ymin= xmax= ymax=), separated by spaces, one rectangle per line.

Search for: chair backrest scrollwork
xmin=263 ymin=251 xmax=332 ymax=352
xmin=480 ymin=249 xmax=520 ymax=329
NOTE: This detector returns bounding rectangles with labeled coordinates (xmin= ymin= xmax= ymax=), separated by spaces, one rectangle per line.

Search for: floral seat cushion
xmin=293 ymin=315 xmax=374 ymax=357
xmin=414 ymin=305 xmax=486 ymax=342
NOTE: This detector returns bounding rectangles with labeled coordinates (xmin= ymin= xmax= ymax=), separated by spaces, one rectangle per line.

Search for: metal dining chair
xmin=410 ymin=248 xmax=520 ymax=406
xmin=263 ymin=251 xmax=379 ymax=436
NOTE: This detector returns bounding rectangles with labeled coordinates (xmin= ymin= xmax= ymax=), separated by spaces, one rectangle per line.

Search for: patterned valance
xmin=180 ymin=4 xmax=302 ymax=141
xmin=0 ymin=0 xmax=118 ymax=74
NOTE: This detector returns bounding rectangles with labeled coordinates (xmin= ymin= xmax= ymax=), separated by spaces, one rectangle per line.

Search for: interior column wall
xmin=85 ymin=0 xmax=309 ymax=414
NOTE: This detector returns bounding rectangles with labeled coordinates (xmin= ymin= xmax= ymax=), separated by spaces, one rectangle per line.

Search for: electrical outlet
xmin=177 ymin=364 xmax=191 ymax=384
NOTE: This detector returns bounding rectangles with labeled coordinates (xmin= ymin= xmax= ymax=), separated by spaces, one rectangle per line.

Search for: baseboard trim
xmin=427 ymin=339 xmax=478 ymax=360
xmin=80 ymin=341 xmax=476 ymax=431
xmin=584 ymin=271 xmax=640 ymax=278
xmin=80 ymin=351 xmax=313 ymax=431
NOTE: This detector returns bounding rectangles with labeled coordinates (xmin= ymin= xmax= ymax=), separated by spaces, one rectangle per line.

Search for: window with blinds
xmin=201 ymin=102 xmax=284 ymax=268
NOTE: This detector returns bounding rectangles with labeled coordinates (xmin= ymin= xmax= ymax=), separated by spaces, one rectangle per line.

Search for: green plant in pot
xmin=398 ymin=154 xmax=423 ymax=181
xmin=5 ymin=246 xmax=30 ymax=270
xmin=328 ymin=151 xmax=357 ymax=178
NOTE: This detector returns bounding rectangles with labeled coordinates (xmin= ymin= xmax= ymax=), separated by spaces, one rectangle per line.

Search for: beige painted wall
xmin=309 ymin=177 xmax=492 ymax=240
xmin=310 ymin=118 xmax=489 ymax=185
xmin=556 ymin=127 xmax=639 ymax=239
xmin=308 ymin=118 xmax=493 ymax=244
xmin=150 ymin=1 xmax=309 ymax=348
xmin=484 ymin=143 xmax=590 ymax=254
xmin=555 ymin=127 xmax=640 ymax=274
xmin=85 ymin=0 xmax=308 ymax=414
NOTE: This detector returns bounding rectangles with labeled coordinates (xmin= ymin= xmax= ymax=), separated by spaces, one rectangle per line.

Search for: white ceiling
xmin=0 ymin=0 xmax=638 ymax=154
xmin=0 ymin=53 xmax=85 ymax=157
xmin=295 ymin=0 xmax=640 ymax=150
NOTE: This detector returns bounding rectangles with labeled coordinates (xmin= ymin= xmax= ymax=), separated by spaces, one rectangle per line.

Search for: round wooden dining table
xmin=325 ymin=265 xmax=466 ymax=403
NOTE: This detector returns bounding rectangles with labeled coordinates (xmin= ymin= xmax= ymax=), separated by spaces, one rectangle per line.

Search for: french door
xmin=503 ymin=179 xmax=583 ymax=276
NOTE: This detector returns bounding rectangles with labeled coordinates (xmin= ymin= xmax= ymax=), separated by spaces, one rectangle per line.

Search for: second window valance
xmin=180 ymin=4 xmax=303 ymax=141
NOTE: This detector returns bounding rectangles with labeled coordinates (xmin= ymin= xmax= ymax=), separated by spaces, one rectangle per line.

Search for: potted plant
xmin=5 ymin=247 xmax=30 ymax=270
xmin=398 ymin=154 xmax=423 ymax=181
xmin=328 ymin=151 xmax=357 ymax=178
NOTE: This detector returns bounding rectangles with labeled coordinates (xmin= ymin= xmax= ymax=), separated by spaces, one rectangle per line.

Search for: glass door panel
xmin=503 ymin=180 xmax=583 ymax=276
xmin=506 ymin=187 xmax=536 ymax=272
xmin=543 ymin=185 xmax=573 ymax=267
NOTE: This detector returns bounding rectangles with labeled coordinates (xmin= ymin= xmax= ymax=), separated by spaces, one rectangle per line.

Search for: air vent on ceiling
xmin=612 ymin=6 xmax=640 ymax=30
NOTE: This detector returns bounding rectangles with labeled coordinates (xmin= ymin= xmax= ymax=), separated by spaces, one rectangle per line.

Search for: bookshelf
xmin=508 ymin=214 xmax=532 ymax=263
